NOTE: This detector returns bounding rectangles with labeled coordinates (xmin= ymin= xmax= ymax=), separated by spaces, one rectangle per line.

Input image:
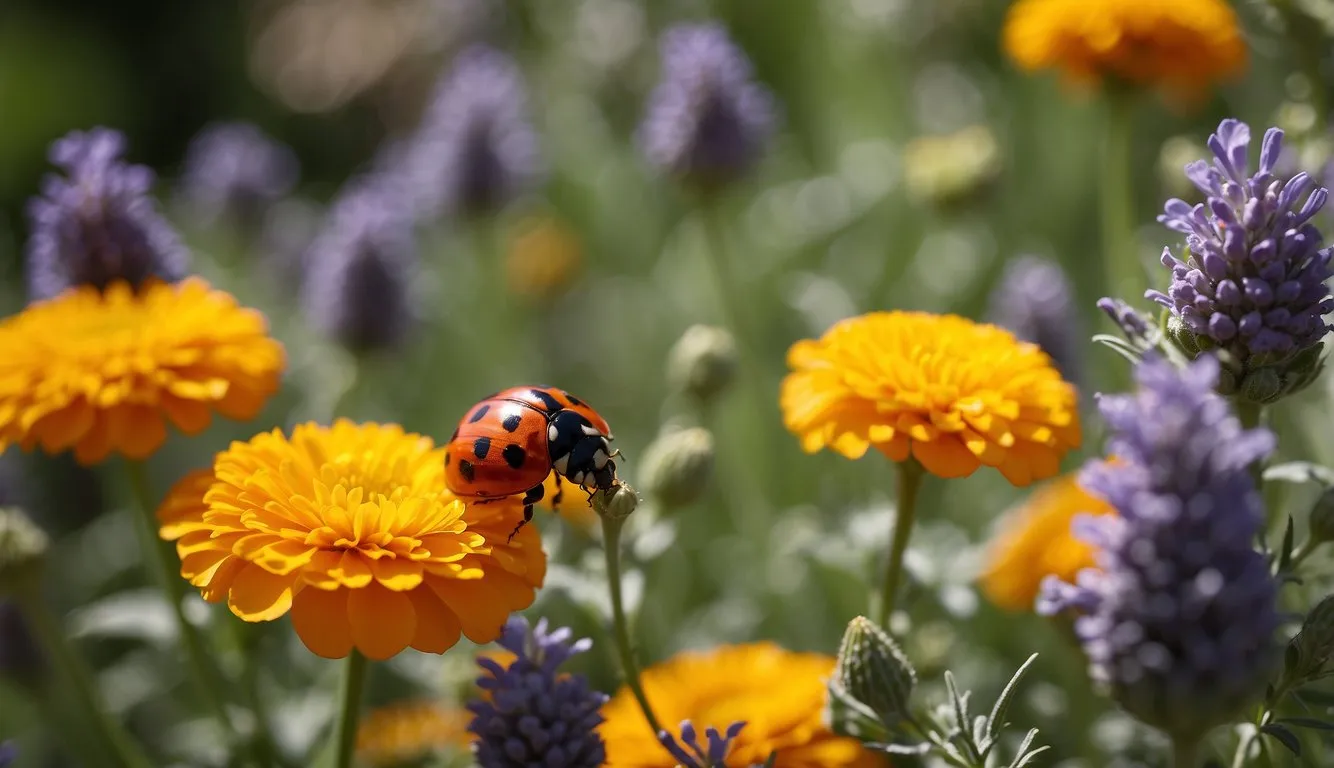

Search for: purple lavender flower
xmin=176 ymin=122 xmax=299 ymax=230
xmin=405 ymin=45 xmax=543 ymax=220
xmin=659 ymin=720 xmax=747 ymax=768
xmin=467 ymin=615 xmax=608 ymax=768
xmin=639 ymin=23 xmax=777 ymax=187
xmin=0 ymin=741 xmax=14 ymax=767
xmin=987 ymin=256 xmax=1082 ymax=383
xmin=301 ymin=178 xmax=417 ymax=354
xmin=25 ymin=127 xmax=188 ymax=301
xmin=1039 ymin=355 xmax=1279 ymax=742
xmin=1151 ymin=119 xmax=1334 ymax=363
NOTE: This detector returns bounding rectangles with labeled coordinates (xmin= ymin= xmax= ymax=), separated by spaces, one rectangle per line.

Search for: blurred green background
xmin=2 ymin=0 xmax=1333 ymax=766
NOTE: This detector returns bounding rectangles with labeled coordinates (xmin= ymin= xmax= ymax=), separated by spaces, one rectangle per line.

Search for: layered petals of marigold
xmin=781 ymin=311 xmax=1080 ymax=485
xmin=979 ymin=471 xmax=1117 ymax=612
xmin=0 ymin=278 xmax=284 ymax=465
xmin=600 ymin=643 xmax=881 ymax=767
xmin=156 ymin=420 xmax=546 ymax=661
xmin=1002 ymin=0 xmax=1246 ymax=95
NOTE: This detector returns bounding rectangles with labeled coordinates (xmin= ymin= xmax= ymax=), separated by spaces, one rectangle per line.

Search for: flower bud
xmin=0 ymin=508 xmax=48 ymax=597
xmin=1240 ymin=367 xmax=1284 ymax=404
xmin=639 ymin=427 xmax=716 ymax=510
xmin=1309 ymin=487 xmax=1334 ymax=544
xmin=593 ymin=483 xmax=639 ymax=522
xmin=832 ymin=616 xmax=917 ymax=730
xmin=668 ymin=325 xmax=738 ymax=404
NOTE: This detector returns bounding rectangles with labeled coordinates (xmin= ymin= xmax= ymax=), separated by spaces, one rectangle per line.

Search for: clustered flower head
xmin=987 ymin=255 xmax=1082 ymax=385
xmin=177 ymin=121 xmax=299 ymax=229
xmin=781 ymin=311 xmax=1081 ymax=486
xmin=467 ymin=615 xmax=608 ymax=768
xmin=1040 ymin=356 xmax=1279 ymax=742
xmin=658 ymin=720 xmax=747 ymax=768
xmin=26 ymin=127 xmax=187 ymax=301
xmin=302 ymin=179 xmax=418 ymax=354
xmin=1002 ymin=0 xmax=1247 ymax=97
xmin=0 ymin=278 xmax=284 ymax=465
xmin=599 ymin=642 xmax=877 ymax=766
xmin=1150 ymin=119 xmax=1333 ymax=402
xmin=157 ymin=420 xmax=546 ymax=660
xmin=639 ymin=23 xmax=777 ymax=188
xmin=405 ymin=45 xmax=543 ymax=219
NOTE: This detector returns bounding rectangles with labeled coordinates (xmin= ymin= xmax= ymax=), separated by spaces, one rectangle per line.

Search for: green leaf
xmin=1261 ymin=723 xmax=1303 ymax=756
xmin=986 ymin=653 xmax=1039 ymax=741
xmin=1263 ymin=461 xmax=1334 ymax=486
xmin=1276 ymin=515 xmax=1297 ymax=574
xmin=1276 ymin=717 xmax=1334 ymax=732
xmin=1006 ymin=728 xmax=1040 ymax=767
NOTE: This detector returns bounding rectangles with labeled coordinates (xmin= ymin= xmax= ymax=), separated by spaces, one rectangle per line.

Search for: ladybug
xmin=444 ymin=385 xmax=618 ymax=538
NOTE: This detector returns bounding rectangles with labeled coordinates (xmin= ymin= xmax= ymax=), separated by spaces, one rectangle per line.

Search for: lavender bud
xmin=302 ymin=179 xmax=418 ymax=354
xmin=658 ymin=720 xmax=746 ymax=768
xmin=639 ymin=23 xmax=777 ymax=188
xmin=987 ymin=256 xmax=1082 ymax=383
xmin=25 ymin=127 xmax=188 ymax=301
xmin=1039 ymin=355 xmax=1280 ymax=742
xmin=176 ymin=122 xmax=299 ymax=231
xmin=466 ymin=616 xmax=608 ymax=768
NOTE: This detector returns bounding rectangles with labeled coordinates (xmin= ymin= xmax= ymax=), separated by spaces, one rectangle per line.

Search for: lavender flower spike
xmin=301 ymin=178 xmax=417 ymax=354
xmin=467 ymin=616 xmax=608 ymax=768
xmin=25 ymin=128 xmax=187 ymax=301
xmin=405 ymin=45 xmax=543 ymax=220
xmin=1039 ymin=355 xmax=1279 ymax=742
xmin=177 ymin=122 xmax=299 ymax=230
xmin=987 ymin=256 xmax=1082 ymax=383
xmin=659 ymin=720 xmax=747 ymax=768
xmin=1151 ymin=119 xmax=1334 ymax=368
xmin=640 ymin=23 xmax=777 ymax=187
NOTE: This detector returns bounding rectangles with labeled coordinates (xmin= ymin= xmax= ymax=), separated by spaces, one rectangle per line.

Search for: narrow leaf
xmin=1276 ymin=717 xmax=1334 ymax=732
xmin=1263 ymin=461 xmax=1334 ymax=486
xmin=1012 ymin=746 xmax=1052 ymax=768
xmin=1276 ymin=515 xmax=1297 ymax=573
xmin=1261 ymin=723 xmax=1303 ymax=756
xmin=987 ymin=654 xmax=1040 ymax=740
xmin=868 ymin=742 xmax=933 ymax=756
xmin=1005 ymin=728 xmax=1039 ymax=767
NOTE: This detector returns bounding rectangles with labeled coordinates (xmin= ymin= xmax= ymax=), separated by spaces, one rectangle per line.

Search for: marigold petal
xmin=329 ymin=551 xmax=374 ymax=588
xmin=911 ymin=434 xmax=980 ymax=479
xmin=200 ymin=558 xmax=246 ymax=603
xmin=33 ymin=400 xmax=95 ymax=452
xmin=160 ymin=395 xmax=214 ymax=434
xmin=370 ymin=557 xmax=425 ymax=591
xmin=349 ymin=582 xmax=416 ymax=660
xmin=405 ymin=586 xmax=463 ymax=654
xmin=291 ymin=586 xmax=354 ymax=659
xmin=227 ymin=563 xmax=295 ymax=621
xmin=427 ymin=571 xmax=531 ymax=644
xmin=116 ymin=406 xmax=168 ymax=460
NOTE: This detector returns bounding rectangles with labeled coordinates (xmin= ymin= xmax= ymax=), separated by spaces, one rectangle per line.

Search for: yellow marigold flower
xmin=1002 ymin=0 xmax=1246 ymax=94
xmin=355 ymin=700 xmax=472 ymax=766
xmin=0 ymin=278 xmax=284 ymax=465
xmin=781 ymin=311 xmax=1080 ymax=485
xmin=156 ymin=420 xmax=546 ymax=660
xmin=600 ymin=643 xmax=882 ymax=767
xmin=541 ymin=473 xmax=598 ymax=532
xmin=979 ymin=471 xmax=1116 ymax=612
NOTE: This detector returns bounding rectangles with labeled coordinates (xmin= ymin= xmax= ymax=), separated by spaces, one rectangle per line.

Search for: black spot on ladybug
xmin=444 ymin=451 xmax=451 ymax=466
xmin=459 ymin=459 xmax=476 ymax=482
xmin=565 ymin=392 xmax=585 ymax=406
xmin=468 ymin=404 xmax=490 ymax=423
xmin=502 ymin=444 xmax=527 ymax=469
xmin=529 ymin=389 xmax=563 ymax=411
xmin=501 ymin=413 xmax=523 ymax=432
xmin=473 ymin=437 xmax=491 ymax=460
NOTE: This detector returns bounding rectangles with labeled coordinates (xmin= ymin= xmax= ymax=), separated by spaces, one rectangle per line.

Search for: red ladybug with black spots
xmin=444 ymin=385 xmax=618 ymax=537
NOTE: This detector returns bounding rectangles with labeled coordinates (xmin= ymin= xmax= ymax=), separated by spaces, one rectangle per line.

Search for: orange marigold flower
xmin=506 ymin=214 xmax=583 ymax=300
xmin=0 ymin=278 xmax=284 ymax=465
xmin=979 ymin=471 xmax=1116 ymax=612
xmin=1002 ymin=0 xmax=1246 ymax=95
xmin=156 ymin=420 xmax=546 ymax=660
xmin=600 ymin=643 xmax=882 ymax=767
xmin=781 ymin=311 xmax=1080 ymax=485
xmin=541 ymin=473 xmax=598 ymax=532
xmin=355 ymin=700 xmax=473 ymax=766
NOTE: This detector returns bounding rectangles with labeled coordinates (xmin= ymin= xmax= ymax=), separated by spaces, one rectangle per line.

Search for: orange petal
xmin=911 ymin=435 xmax=981 ymax=479
xmin=117 ymin=406 xmax=168 ymax=459
xmin=291 ymin=587 xmax=354 ymax=659
xmin=226 ymin=563 xmax=295 ymax=621
xmin=34 ymin=401 xmax=95 ymax=451
xmin=370 ymin=557 xmax=425 ymax=591
xmin=406 ymin=586 xmax=463 ymax=654
xmin=428 ymin=571 xmax=533 ymax=644
xmin=348 ymin=582 xmax=416 ymax=660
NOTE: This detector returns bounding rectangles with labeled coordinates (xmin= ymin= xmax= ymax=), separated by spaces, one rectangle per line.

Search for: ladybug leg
xmin=552 ymin=476 xmax=564 ymax=508
xmin=508 ymin=482 xmax=545 ymax=542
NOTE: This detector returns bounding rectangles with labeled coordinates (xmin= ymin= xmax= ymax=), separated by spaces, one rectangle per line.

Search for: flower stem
xmin=873 ymin=459 xmax=924 ymax=630
xmin=328 ymin=650 xmax=367 ymax=768
xmin=124 ymin=460 xmax=238 ymax=740
xmin=1172 ymin=735 xmax=1200 ymax=768
xmin=1234 ymin=400 xmax=1266 ymax=489
xmin=698 ymin=197 xmax=748 ymax=346
xmin=14 ymin=588 xmax=154 ymax=768
xmin=1100 ymin=90 xmax=1140 ymax=308
xmin=599 ymin=514 xmax=665 ymax=738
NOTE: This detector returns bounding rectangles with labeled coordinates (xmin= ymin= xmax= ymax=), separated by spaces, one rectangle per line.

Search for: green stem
xmin=1101 ymin=90 xmax=1139 ymax=306
xmin=697 ymin=199 xmax=748 ymax=347
xmin=15 ymin=589 xmax=154 ymax=768
xmin=1234 ymin=400 xmax=1266 ymax=490
xmin=600 ymin=515 xmax=665 ymax=737
xmin=124 ymin=461 xmax=238 ymax=740
xmin=328 ymin=650 xmax=368 ymax=768
xmin=1172 ymin=736 xmax=1200 ymax=768
xmin=873 ymin=460 xmax=925 ymax=630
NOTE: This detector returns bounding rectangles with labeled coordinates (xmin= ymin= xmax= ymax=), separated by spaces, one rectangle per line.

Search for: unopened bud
xmin=592 ymin=483 xmax=639 ymax=522
xmin=832 ymin=616 xmax=917 ymax=730
xmin=639 ymin=427 xmax=716 ymax=509
xmin=667 ymin=325 xmax=738 ymax=403
xmin=1240 ymin=367 xmax=1283 ymax=405
xmin=0 ymin=508 xmax=47 ymax=596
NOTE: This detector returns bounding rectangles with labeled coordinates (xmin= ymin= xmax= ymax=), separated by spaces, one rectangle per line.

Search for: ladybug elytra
xmin=444 ymin=385 xmax=618 ymax=538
